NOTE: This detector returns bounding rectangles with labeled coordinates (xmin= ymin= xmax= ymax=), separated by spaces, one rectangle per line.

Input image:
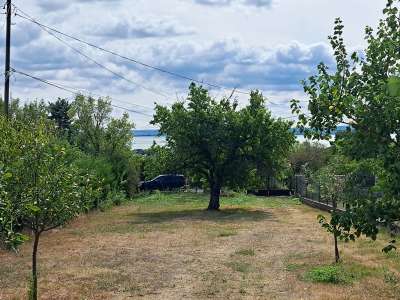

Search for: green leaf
xmin=387 ymin=77 xmax=400 ymax=97
xmin=25 ymin=203 xmax=41 ymax=213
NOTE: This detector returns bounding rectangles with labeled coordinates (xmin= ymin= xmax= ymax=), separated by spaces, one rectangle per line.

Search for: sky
xmin=1 ymin=0 xmax=386 ymax=128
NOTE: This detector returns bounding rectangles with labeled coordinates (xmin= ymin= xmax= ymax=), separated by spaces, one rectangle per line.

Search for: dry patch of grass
xmin=1 ymin=192 xmax=400 ymax=299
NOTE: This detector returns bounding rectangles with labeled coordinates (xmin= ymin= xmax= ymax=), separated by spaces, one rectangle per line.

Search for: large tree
xmin=48 ymin=98 xmax=72 ymax=135
xmin=152 ymin=83 xmax=295 ymax=210
xmin=69 ymin=95 xmax=140 ymax=197
xmin=69 ymin=95 xmax=112 ymax=155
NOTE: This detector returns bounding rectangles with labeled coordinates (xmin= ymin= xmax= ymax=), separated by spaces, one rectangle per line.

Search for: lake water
xmin=132 ymin=135 xmax=329 ymax=150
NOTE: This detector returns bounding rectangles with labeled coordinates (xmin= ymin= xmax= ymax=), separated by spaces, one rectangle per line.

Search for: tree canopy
xmin=152 ymin=83 xmax=295 ymax=209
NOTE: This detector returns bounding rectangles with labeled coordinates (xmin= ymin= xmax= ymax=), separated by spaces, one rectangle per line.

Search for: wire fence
xmin=292 ymin=174 xmax=347 ymax=210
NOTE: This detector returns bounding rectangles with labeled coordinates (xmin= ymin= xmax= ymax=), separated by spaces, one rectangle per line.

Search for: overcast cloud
xmin=1 ymin=0 xmax=385 ymax=128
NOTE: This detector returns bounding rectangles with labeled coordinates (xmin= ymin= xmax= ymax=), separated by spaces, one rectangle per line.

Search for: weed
xmin=226 ymin=261 xmax=252 ymax=273
xmin=304 ymin=263 xmax=373 ymax=285
xmin=285 ymin=263 xmax=305 ymax=271
xmin=383 ymin=269 xmax=399 ymax=285
xmin=218 ymin=230 xmax=237 ymax=237
xmin=235 ymin=249 xmax=255 ymax=256
xmin=305 ymin=265 xmax=350 ymax=284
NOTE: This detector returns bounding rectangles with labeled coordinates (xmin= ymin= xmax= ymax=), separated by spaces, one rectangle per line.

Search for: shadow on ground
xmin=129 ymin=208 xmax=275 ymax=225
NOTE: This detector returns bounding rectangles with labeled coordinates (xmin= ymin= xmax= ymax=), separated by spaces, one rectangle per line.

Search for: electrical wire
xmin=11 ymin=68 xmax=154 ymax=117
xmin=26 ymin=18 xmax=171 ymax=100
xmin=13 ymin=6 xmax=251 ymax=95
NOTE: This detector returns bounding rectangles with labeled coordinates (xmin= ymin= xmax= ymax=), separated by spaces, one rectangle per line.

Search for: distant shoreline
xmin=133 ymin=126 xmax=351 ymax=137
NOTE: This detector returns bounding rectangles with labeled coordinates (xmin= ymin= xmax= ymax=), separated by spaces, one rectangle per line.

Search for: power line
xmin=20 ymin=15 xmax=171 ymax=101
xmin=11 ymin=68 xmax=307 ymax=122
xmin=33 ymin=77 xmax=155 ymax=114
xmin=13 ymin=6 xmax=251 ymax=95
xmin=51 ymin=80 xmax=155 ymax=113
xmin=3 ymin=0 xmax=11 ymax=117
xmin=7 ymin=3 xmax=166 ymax=112
xmin=11 ymin=68 xmax=154 ymax=117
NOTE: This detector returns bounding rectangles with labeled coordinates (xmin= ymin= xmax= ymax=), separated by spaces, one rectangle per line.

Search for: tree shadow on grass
xmin=128 ymin=208 xmax=275 ymax=225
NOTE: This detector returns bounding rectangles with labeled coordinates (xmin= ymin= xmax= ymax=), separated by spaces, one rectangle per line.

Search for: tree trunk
xmin=334 ymin=234 xmax=340 ymax=263
xmin=208 ymin=182 xmax=221 ymax=210
xmin=31 ymin=231 xmax=40 ymax=300
xmin=332 ymin=197 xmax=340 ymax=263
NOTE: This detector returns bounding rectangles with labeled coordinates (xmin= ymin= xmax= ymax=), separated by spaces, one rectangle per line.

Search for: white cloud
xmin=86 ymin=16 xmax=195 ymax=39
xmin=193 ymin=0 xmax=274 ymax=7
xmin=2 ymin=0 xmax=386 ymax=128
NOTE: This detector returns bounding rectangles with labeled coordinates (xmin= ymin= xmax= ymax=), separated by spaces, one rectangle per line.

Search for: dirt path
xmin=1 ymin=195 xmax=399 ymax=299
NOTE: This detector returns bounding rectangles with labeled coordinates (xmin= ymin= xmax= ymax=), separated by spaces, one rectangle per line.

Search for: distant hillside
xmin=133 ymin=126 xmax=351 ymax=137
xmin=290 ymin=125 xmax=351 ymax=135
xmin=134 ymin=129 xmax=160 ymax=137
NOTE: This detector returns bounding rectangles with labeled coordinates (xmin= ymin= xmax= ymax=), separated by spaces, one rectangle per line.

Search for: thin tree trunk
xmin=332 ymin=196 xmax=340 ymax=263
xmin=208 ymin=182 xmax=221 ymax=210
xmin=31 ymin=231 xmax=40 ymax=300
xmin=334 ymin=234 xmax=340 ymax=263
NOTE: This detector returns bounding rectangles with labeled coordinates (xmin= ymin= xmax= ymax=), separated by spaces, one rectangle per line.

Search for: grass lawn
xmin=1 ymin=192 xmax=400 ymax=299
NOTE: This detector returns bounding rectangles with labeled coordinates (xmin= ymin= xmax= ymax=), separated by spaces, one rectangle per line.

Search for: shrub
xmin=305 ymin=262 xmax=374 ymax=285
xmin=73 ymin=154 xmax=114 ymax=209
xmin=108 ymin=190 xmax=127 ymax=206
xmin=305 ymin=265 xmax=350 ymax=284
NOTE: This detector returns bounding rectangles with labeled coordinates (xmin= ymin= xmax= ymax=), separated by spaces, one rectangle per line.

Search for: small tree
xmin=315 ymin=165 xmax=346 ymax=262
xmin=0 ymin=117 xmax=86 ymax=300
xmin=152 ymin=84 xmax=295 ymax=210
xmin=291 ymin=0 xmax=400 ymax=254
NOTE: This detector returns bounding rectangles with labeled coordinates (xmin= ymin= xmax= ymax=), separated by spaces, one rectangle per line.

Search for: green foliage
xmin=72 ymin=154 xmax=114 ymax=209
xmin=48 ymin=98 xmax=72 ymax=135
xmin=143 ymin=144 xmax=178 ymax=180
xmin=152 ymin=84 xmax=295 ymax=209
xmin=0 ymin=98 xmax=20 ymax=117
xmin=69 ymin=95 xmax=140 ymax=197
xmin=0 ymin=117 xmax=86 ymax=237
xmin=0 ymin=165 xmax=28 ymax=250
xmin=305 ymin=263 xmax=373 ymax=284
xmin=291 ymin=0 xmax=400 ymax=254
xmin=0 ymin=95 xmax=141 ymax=299
xmin=69 ymin=95 xmax=112 ymax=155
xmin=315 ymin=158 xmax=384 ymax=261
xmin=107 ymin=190 xmax=128 ymax=206
xmin=289 ymin=141 xmax=331 ymax=176
xmin=107 ymin=148 xmax=141 ymax=198
xmin=305 ymin=265 xmax=348 ymax=284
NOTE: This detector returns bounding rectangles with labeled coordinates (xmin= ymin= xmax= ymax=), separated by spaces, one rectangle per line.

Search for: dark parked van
xmin=139 ymin=174 xmax=185 ymax=191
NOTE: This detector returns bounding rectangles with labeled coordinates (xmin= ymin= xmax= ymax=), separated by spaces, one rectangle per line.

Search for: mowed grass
xmin=1 ymin=192 xmax=400 ymax=299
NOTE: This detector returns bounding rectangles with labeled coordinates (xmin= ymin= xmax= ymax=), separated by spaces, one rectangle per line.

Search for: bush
xmin=305 ymin=262 xmax=374 ymax=285
xmin=305 ymin=265 xmax=349 ymax=284
xmin=98 ymin=196 xmax=114 ymax=212
xmin=107 ymin=148 xmax=141 ymax=198
xmin=72 ymin=154 xmax=114 ymax=209
xmin=107 ymin=190 xmax=127 ymax=206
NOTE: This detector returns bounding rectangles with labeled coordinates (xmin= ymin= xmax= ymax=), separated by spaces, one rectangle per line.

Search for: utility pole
xmin=4 ymin=0 xmax=11 ymax=117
